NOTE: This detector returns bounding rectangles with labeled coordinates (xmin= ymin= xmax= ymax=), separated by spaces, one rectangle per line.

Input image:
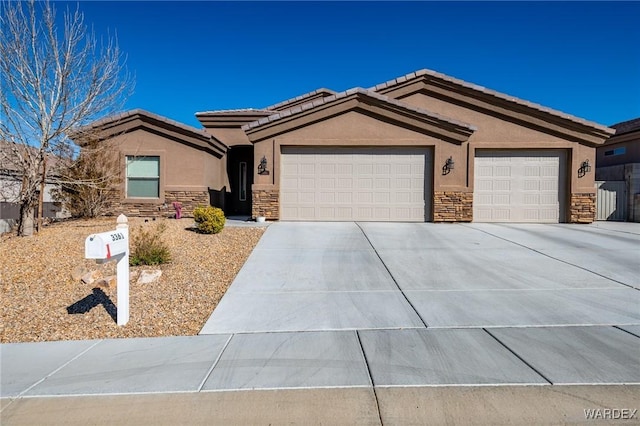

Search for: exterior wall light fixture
xmin=578 ymin=159 xmax=591 ymax=178
xmin=258 ymin=156 xmax=270 ymax=175
xmin=442 ymin=156 xmax=455 ymax=175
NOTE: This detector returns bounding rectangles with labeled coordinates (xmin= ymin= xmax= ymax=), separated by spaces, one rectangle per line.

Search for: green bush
xmin=130 ymin=222 xmax=171 ymax=266
xmin=193 ymin=206 xmax=225 ymax=234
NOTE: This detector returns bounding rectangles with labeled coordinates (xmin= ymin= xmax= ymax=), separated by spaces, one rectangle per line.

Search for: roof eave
xmin=601 ymin=128 xmax=640 ymax=146
xmin=196 ymin=110 xmax=275 ymax=129
xmin=75 ymin=110 xmax=227 ymax=157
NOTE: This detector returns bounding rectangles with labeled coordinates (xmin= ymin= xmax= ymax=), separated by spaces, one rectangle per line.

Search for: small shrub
xmin=130 ymin=222 xmax=171 ymax=266
xmin=193 ymin=206 xmax=225 ymax=234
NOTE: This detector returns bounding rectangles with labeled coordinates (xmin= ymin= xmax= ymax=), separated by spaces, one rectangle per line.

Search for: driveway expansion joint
xmin=355 ymin=221 xmax=429 ymax=329
xmin=355 ymin=330 xmax=384 ymax=426
xmin=483 ymin=329 xmax=553 ymax=385
xmin=614 ymin=326 xmax=640 ymax=339
xmin=460 ymin=223 xmax=637 ymax=290
xmin=197 ymin=334 xmax=233 ymax=392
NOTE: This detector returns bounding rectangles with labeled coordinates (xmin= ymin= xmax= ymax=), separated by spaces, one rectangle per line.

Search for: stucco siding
xmin=106 ymin=129 xmax=225 ymax=203
xmin=395 ymin=91 xmax=598 ymax=221
xmin=399 ymin=92 xmax=572 ymax=144
xmin=89 ymin=126 xmax=226 ymax=217
xmin=597 ymin=139 xmax=640 ymax=168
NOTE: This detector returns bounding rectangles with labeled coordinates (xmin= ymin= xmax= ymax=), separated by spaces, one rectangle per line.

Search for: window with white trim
xmin=126 ymin=156 xmax=160 ymax=198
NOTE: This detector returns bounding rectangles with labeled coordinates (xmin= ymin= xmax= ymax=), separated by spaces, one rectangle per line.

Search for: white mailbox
xmin=84 ymin=214 xmax=130 ymax=326
xmin=85 ymin=230 xmax=128 ymax=260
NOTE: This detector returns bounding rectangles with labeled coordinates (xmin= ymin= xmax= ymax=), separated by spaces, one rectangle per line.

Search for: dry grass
xmin=0 ymin=217 xmax=265 ymax=343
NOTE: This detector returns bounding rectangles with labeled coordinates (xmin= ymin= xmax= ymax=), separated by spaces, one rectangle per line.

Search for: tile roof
xmin=195 ymin=108 xmax=275 ymax=116
xmin=611 ymin=117 xmax=640 ymax=135
xmin=371 ymin=69 xmax=615 ymax=134
xmin=84 ymin=109 xmax=213 ymax=141
xmin=242 ymin=87 xmax=476 ymax=132
xmin=77 ymin=109 xmax=227 ymax=155
xmin=264 ymin=88 xmax=337 ymax=111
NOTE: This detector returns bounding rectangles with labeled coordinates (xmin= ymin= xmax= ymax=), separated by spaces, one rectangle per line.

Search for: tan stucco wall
xmin=109 ymin=128 xmax=226 ymax=205
xmin=399 ymin=92 xmax=599 ymax=206
xmin=596 ymin=134 xmax=640 ymax=168
xmin=252 ymin=110 xmax=467 ymax=192
xmin=203 ymin=127 xmax=252 ymax=147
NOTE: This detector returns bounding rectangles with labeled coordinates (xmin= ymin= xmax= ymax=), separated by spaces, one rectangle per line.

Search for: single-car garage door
xmin=280 ymin=147 xmax=432 ymax=221
xmin=473 ymin=150 xmax=566 ymax=223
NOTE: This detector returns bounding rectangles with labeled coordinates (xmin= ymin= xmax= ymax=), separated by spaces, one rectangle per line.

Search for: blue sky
xmin=71 ymin=1 xmax=638 ymax=128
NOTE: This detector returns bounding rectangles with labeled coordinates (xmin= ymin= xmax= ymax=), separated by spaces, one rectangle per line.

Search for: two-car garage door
xmin=280 ymin=147 xmax=431 ymax=221
xmin=473 ymin=150 xmax=566 ymax=223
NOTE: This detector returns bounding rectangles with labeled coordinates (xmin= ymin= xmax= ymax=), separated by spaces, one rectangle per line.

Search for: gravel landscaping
xmin=0 ymin=217 xmax=265 ymax=343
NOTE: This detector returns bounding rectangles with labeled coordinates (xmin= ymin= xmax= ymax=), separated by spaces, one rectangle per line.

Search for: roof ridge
xmin=370 ymin=68 xmax=614 ymax=134
xmin=195 ymin=108 xmax=274 ymax=115
xmin=264 ymin=88 xmax=337 ymax=111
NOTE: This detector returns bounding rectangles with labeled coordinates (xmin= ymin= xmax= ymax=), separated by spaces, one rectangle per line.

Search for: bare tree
xmin=51 ymin=137 xmax=122 ymax=218
xmin=0 ymin=0 xmax=132 ymax=235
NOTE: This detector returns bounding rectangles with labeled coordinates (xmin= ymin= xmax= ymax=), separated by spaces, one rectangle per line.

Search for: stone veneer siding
xmin=569 ymin=193 xmax=596 ymax=223
xmin=106 ymin=190 xmax=209 ymax=218
xmin=433 ymin=191 xmax=473 ymax=222
xmin=252 ymin=189 xmax=279 ymax=220
xmin=164 ymin=191 xmax=209 ymax=217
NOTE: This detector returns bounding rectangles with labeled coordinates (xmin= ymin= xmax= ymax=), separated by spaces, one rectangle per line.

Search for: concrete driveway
xmin=201 ymin=222 xmax=640 ymax=333
xmin=195 ymin=221 xmax=639 ymax=389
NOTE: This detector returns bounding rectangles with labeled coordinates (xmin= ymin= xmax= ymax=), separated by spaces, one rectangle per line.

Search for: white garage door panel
xmin=281 ymin=147 xmax=431 ymax=221
xmin=473 ymin=151 xmax=566 ymax=223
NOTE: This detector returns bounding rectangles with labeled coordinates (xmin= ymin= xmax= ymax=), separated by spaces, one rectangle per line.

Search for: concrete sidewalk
xmin=3 ymin=327 xmax=639 ymax=399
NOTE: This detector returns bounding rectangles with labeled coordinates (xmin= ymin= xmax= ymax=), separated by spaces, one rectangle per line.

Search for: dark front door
xmin=227 ymin=146 xmax=253 ymax=216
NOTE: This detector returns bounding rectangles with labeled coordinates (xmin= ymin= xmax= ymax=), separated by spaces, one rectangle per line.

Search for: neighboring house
xmin=0 ymin=142 xmax=66 ymax=233
xmin=84 ymin=69 xmax=615 ymax=223
xmin=595 ymin=117 xmax=640 ymax=221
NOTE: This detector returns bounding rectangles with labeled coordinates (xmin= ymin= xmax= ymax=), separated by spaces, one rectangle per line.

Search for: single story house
xmin=84 ymin=69 xmax=615 ymax=223
xmin=595 ymin=117 xmax=640 ymax=221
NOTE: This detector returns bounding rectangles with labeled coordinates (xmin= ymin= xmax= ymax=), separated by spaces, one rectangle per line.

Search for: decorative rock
xmin=71 ymin=266 xmax=90 ymax=281
xmin=81 ymin=270 xmax=103 ymax=285
xmin=137 ymin=270 xmax=162 ymax=284
xmin=95 ymin=275 xmax=117 ymax=289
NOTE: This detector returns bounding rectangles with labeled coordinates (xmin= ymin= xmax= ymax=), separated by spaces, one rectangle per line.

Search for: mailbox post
xmin=85 ymin=214 xmax=130 ymax=326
